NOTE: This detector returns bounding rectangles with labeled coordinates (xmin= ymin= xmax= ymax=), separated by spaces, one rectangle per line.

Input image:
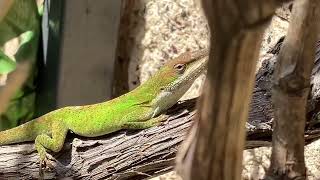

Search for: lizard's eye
xmin=174 ymin=64 xmax=185 ymax=73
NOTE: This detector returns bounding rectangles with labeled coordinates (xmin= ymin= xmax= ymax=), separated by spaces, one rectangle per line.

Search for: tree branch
xmin=1 ymin=39 xmax=320 ymax=179
xmin=177 ymin=1 xmax=279 ymax=180
xmin=267 ymin=0 xmax=320 ymax=179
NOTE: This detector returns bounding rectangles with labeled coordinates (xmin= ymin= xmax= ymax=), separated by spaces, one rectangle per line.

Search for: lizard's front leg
xmin=121 ymin=114 xmax=169 ymax=129
xmin=35 ymin=120 xmax=68 ymax=174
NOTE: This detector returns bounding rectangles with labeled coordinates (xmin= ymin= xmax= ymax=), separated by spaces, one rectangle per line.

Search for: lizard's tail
xmin=0 ymin=117 xmax=50 ymax=145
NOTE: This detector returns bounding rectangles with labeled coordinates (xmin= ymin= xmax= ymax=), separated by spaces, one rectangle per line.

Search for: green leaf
xmin=0 ymin=52 xmax=16 ymax=74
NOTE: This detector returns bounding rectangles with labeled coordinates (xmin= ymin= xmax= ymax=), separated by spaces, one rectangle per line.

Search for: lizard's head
xmin=135 ymin=49 xmax=208 ymax=117
xmin=157 ymin=49 xmax=208 ymax=93
xmin=143 ymin=49 xmax=208 ymax=113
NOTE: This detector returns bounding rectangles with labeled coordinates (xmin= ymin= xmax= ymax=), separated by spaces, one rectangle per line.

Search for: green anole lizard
xmin=0 ymin=49 xmax=208 ymax=168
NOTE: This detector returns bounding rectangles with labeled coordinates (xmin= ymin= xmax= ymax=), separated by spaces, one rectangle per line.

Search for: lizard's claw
xmin=38 ymin=154 xmax=53 ymax=178
xmin=39 ymin=157 xmax=46 ymax=178
xmin=158 ymin=114 xmax=170 ymax=125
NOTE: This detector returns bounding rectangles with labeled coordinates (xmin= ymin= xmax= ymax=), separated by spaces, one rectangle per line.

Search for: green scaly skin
xmin=0 ymin=49 xmax=208 ymax=167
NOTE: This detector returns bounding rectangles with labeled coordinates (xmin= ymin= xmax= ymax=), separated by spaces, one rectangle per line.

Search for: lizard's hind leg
xmin=35 ymin=120 xmax=68 ymax=170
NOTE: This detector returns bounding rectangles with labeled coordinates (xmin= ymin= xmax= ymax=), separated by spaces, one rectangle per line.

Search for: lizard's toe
xmin=158 ymin=114 xmax=170 ymax=125
xmin=38 ymin=154 xmax=53 ymax=177
xmin=39 ymin=157 xmax=46 ymax=178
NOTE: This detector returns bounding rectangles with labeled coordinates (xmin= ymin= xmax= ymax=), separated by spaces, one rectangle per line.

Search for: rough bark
xmin=2 ymin=44 xmax=320 ymax=179
xmin=266 ymin=0 xmax=320 ymax=179
xmin=176 ymin=1 xmax=280 ymax=180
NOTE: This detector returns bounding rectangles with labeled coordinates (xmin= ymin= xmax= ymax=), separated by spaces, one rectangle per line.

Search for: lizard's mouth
xmin=184 ymin=48 xmax=209 ymax=78
xmin=162 ymin=49 xmax=208 ymax=92
xmin=183 ymin=52 xmax=208 ymax=81
xmin=167 ymin=53 xmax=208 ymax=92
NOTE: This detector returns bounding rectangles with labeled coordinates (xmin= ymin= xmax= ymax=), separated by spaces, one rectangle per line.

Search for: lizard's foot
xmin=157 ymin=114 xmax=170 ymax=125
xmin=122 ymin=114 xmax=170 ymax=129
xmin=38 ymin=154 xmax=53 ymax=178
xmin=39 ymin=156 xmax=46 ymax=178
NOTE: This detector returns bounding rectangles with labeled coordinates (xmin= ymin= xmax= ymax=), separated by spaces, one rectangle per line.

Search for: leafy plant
xmin=0 ymin=52 xmax=16 ymax=74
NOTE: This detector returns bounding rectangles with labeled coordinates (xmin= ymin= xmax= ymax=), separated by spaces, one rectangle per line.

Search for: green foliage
xmin=0 ymin=52 xmax=16 ymax=74
xmin=0 ymin=0 xmax=42 ymax=130
xmin=0 ymin=89 xmax=35 ymax=130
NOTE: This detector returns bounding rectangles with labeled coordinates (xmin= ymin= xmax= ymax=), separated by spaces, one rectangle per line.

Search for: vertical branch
xmin=177 ymin=1 xmax=279 ymax=180
xmin=267 ymin=0 xmax=320 ymax=179
xmin=112 ymin=0 xmax=131 ymax=98
xmin=112 ymin=0 xmax=139 ymax=98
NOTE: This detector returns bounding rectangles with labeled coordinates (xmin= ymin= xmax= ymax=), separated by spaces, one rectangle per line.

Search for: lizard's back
xmin=57 ymin=88 xmax=155 ymax=137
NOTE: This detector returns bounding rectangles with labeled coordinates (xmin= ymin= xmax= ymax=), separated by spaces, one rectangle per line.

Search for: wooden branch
xmin=267 ymin=0 xmax=320 ymax=179
xmin=2 ymin=40 xmax=320 ymax=179
xmin=176 ymin=1 xmax=280 ymax=180
xmin=2 ymin=101 xmax=196 ymax=179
